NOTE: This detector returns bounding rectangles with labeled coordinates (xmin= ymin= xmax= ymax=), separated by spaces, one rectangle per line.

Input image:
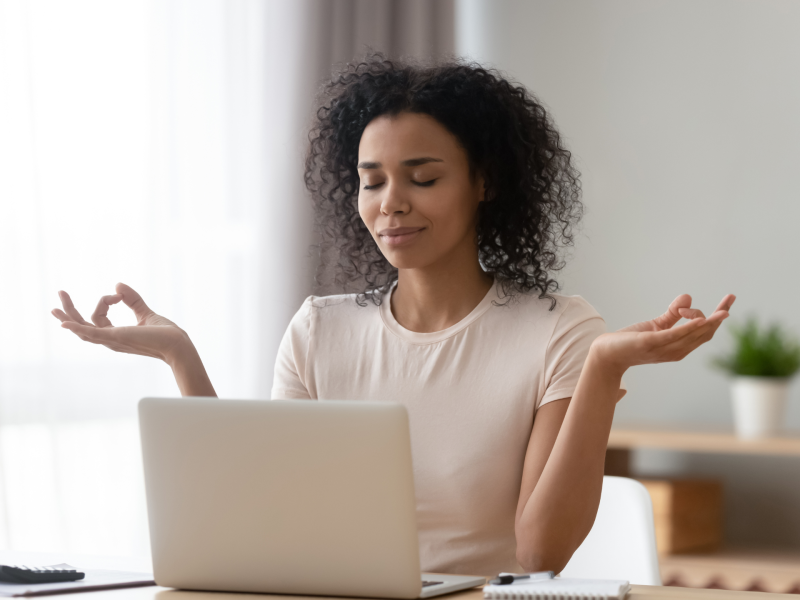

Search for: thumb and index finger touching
xmin=641 ymin=293 xmax=737 ymax=352
xmin=652 ymin=293 xmax=737 ymax=332
xmin=681 ymin=293 xmax=736 ymax=325
xmin=115 ymin=282 xmax=154 ymax=322
xmin=651 ymin=294 xmax=693 ymax=330
xmin=53 ymin=283 xmax=152 ymax=335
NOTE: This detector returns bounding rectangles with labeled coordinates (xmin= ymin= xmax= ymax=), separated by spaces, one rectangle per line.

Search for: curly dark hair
xmin=304 ymin=52 xmax=583 ymax=308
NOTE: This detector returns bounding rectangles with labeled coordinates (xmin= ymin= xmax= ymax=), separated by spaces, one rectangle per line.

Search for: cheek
xmin=357 ymin=193 xmax=373 ymax=230
xmin=426 ymin=185 xmax=478 ymax=231
xmin=357 ymin=193 xmax=385 ymax=241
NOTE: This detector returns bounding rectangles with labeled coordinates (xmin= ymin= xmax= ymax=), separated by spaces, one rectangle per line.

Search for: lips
xmin=378 ymin=226 xmax=425 ymax=247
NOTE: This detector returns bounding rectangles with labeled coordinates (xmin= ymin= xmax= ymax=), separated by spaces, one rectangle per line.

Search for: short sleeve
xmin=539 ymin=296 xmax=625 ymax=410
xmin=271 ymin=297 xmax=315 ymax=400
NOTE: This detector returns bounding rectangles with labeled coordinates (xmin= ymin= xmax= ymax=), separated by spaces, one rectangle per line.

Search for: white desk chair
xmin=559 ymin=476 xmax=662 ymax=585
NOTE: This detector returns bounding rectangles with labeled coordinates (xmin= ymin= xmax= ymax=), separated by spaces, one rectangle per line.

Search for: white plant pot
xmin=730 ymin=376 xmax=789 ymax=439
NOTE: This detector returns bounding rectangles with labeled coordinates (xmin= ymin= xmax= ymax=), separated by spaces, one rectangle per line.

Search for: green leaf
xmin=711 ymin=316 xmax=800 ymax=378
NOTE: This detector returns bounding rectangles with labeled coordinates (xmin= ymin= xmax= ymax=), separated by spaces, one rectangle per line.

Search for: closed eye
xmin=362 ymin=179 xmax=437 ymax=190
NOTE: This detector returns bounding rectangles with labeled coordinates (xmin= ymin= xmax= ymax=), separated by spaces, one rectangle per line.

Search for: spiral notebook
xmin=483 ymin=577 xmax=631 ymax=600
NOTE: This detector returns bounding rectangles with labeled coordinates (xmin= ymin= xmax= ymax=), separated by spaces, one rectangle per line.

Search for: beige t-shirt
xmin=271 ymin=279 xmax=610 ymax=576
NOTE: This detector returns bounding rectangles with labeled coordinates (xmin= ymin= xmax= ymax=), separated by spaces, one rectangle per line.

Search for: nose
xmin=379 ymin=181 xmax=411 ymax=216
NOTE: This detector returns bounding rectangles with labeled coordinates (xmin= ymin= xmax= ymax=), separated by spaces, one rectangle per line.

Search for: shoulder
xmin=492 ymin=287 xmax=607 ymax=348
xmin=307 ymin=292 xmax=371 ymax=311
xmin=496 ymin=285 xmax=603 ymax=324
xmin=306 ymin=292 xmax=380 ymax=316
xmin=539 ymin=293 xmax=607 ymax=347
xmin=288 ymin=292 xmax=380 ymax=332
xmin=550 ymin=293 xmax=603 ymax=323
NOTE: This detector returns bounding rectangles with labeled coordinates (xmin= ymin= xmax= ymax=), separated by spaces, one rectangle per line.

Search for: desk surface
xmin=43 ymin=583 xmax=800 ymax=600
xmin=608 ymin=427 xmax=800 ymax=456
xmin=2 ymin=552 xmax=794 ymax=600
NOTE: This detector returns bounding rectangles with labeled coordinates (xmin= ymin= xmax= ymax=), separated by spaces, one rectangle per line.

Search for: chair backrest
xmin=559 ymin=476 xmax=662 ymax=585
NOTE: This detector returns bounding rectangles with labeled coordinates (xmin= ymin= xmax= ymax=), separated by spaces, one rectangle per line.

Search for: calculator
xmin=0 ymin=565 xmax=85 ymax=584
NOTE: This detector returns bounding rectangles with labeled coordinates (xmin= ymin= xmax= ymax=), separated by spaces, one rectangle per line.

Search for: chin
xmin=380 ymin=248 xmax=438 ymax=271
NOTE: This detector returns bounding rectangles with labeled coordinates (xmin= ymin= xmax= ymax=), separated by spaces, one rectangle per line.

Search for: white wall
xmin=457 ymin=0 xmax=800 ymax=547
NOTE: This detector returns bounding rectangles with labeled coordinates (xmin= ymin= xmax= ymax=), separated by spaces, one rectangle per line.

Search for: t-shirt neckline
xmin=380 ymin=278 xmax=500 ymax=345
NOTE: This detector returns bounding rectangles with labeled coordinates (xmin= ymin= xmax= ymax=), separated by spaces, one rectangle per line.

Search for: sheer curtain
xmin=0 ymin=0 xmax=453 ymax=557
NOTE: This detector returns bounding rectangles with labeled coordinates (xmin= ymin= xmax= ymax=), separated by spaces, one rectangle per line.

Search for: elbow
xmin=515 ymin=531 xmax=581 ymax=575
xmin=515 ymin=548 xmax=571 ymax=576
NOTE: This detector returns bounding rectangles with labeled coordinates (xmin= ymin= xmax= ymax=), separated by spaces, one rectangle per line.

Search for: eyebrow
xmin=356 ymin=157 xmax=444 ymax=169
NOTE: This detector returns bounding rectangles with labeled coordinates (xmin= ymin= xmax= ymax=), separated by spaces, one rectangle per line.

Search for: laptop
xmin=138 ymin=397 xmax=486 ymax=599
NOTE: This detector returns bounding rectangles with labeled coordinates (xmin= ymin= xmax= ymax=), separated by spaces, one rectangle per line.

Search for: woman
xmin=52 ymin=55 xmax=734 ymax=577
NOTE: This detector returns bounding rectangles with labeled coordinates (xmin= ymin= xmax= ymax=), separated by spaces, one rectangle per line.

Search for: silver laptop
xmin=138 ymin=397 xmax=485 ymax=599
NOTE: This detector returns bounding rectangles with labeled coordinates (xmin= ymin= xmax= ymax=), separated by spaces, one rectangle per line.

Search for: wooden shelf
xmin=608 ymin=427 xmax=800 ymax=456
xmin=607 ymin=430 xmax=800 ymax=593
xmin=660 ymin=547 xmax=800 ymax=592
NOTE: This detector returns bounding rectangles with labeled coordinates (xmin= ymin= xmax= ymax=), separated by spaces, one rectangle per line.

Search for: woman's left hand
xmin=591 ymin=293 xmax=736 ymax=375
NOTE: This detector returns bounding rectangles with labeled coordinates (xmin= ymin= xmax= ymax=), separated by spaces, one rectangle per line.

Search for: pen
xmin=489 ymin=571 xmax=555 ymax=585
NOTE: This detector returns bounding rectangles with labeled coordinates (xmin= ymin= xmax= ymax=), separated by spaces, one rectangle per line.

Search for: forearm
xmin=166 ymin=338 xmax=218 ymax=397
xmin=516 ymin=345 xmax=624 ymax=571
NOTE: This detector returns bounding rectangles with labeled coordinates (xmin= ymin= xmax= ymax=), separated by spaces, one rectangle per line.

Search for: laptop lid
xmin=139 ymin=397 xmax=422 ymax=599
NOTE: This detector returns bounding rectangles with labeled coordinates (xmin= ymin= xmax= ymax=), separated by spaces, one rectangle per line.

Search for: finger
xmin=660 ymin=326 xmax=718 ymax=361
xmin=91 ymin=294 xmax=123 ymax=327
xmin=638 ymin=316 xmax=707 ymax=350
xmin=116 ymin=282 xmax=153 ymax=322
xmin=656 ymin=315 xmax=729 ymax=360
xmin=58 ymin=291 xmax=92 ymax=325
xmin=651 ymin=294 xmax=692 ymax=330
xmin=61 ymin=321 xmax=112 ymax=344
xmin=713 ymin=294 xmax=736 ymax=314
xmin=678 ymin=307 xmax=706 ymax=320
xmin=706 ymin=309 xmax=730 ymax=325
xmin=51 ymin=308 xmax=71 ymax=322
xmin=642 ymin=327 xmax=707 ymax=363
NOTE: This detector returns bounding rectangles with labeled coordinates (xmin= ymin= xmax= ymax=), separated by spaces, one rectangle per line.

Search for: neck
xmin=390 ymin=246 xmax=493 ymax=334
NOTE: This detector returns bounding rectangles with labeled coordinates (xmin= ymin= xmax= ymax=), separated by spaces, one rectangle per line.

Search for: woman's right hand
xmin=51 ymin=283 xmax=189 ymax=364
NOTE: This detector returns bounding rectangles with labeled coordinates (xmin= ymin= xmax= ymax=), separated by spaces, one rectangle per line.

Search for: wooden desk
xmin=41 ymin=583 xmax=800 ymax=600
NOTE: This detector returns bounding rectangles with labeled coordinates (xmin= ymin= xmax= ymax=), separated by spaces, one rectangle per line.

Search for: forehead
xmin=357 ymin=112 xmax=464 ymax=163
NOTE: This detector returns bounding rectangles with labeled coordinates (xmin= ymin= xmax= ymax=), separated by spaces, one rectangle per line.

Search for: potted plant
xmin=712 ymin=318 xmax=800 ymax=439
